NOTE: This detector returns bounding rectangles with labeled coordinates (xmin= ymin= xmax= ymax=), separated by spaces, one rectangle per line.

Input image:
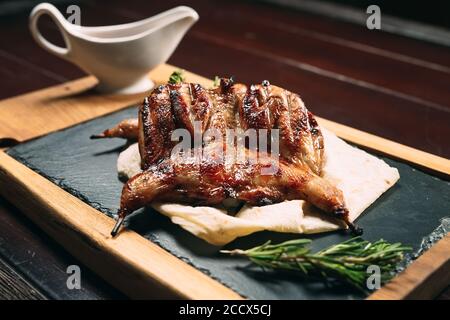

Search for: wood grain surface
xmin=0 ymin=258 xmax=46 ymax=300
xmin=0 ymin=0 xmax=448 ymax=299
xmin=0 ymin=197 xmax=126 ymax=300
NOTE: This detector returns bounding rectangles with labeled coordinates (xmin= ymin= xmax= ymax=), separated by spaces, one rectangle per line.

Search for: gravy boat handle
xmin=29 ymin=3 xmax=72 ymax=60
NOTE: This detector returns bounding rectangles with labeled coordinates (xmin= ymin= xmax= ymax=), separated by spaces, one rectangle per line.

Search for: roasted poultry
xmin=92 ymin=78 xmax=361 ymax=236
xmin=93 ymin=78 xmax=324 ymax=174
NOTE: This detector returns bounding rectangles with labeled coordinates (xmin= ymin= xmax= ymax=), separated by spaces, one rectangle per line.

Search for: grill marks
xmin=237 ymin=82 xmax=323 ymax=175
xmin=171 ymin=83 xmax=213 ymax=133
xmin=241 ymin=84 xmax=271 ymax=130
xmin=190 ymin=83 xmax=213 ymax=131
xmin=94 ymin=79 xmax=323 ymax=175
xmin=111 ymin=79 xmax=360 ymax=237
xmin=140 ymin=87 xmax=175 ymax=170
xmin=287 ymin=92 xmax=324 ymax=175
xmin=139 ymin=79 xmax=324 ymax=175
xmin=170 ymin=84 xmax=194 ymax=135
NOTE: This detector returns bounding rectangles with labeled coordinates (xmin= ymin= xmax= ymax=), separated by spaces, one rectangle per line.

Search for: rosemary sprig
xmin=168 ymin=69 xmax=185 ymax=84
xmin=221 ymin=237 xmax=411 ymax=291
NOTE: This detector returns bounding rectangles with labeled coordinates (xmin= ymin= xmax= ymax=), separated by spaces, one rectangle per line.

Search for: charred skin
xmin=93 ymin=79 xmax=361 ymax=237
xmin=93 ymin=79 xmax=324 ymax=174
xmin=90 ymin=118 xmax=139 ymax=140
xmin=139 ymin=87 xmax=177 ymax=170
xmin=111 ymin=144 xmax=359 ymax=236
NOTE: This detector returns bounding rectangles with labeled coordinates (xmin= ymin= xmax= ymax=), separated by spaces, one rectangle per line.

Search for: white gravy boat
xmin=29 ymin=3 xmax=199 ymax=94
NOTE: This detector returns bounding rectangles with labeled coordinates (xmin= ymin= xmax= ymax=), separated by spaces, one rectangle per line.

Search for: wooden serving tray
xmin=0 ymin=64 xmax=449 ymax=299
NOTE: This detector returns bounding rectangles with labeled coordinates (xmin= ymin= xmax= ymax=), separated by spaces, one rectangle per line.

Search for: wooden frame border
xmin=0 ymin=64 xmax=448 ymax=299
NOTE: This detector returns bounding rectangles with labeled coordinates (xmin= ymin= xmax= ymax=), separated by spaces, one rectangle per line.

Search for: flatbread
xmin=117 ymin=129 xmax=399 ymax=245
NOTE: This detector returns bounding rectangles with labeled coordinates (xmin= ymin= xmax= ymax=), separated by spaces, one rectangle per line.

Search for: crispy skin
xmin=138 ymin=87 xmax=176 ymax=170
xmin=90 ymin=118 xmax=138 ymax=140
xmin=118 ymin=144 xmax=349 ymax=226
xmin=94 ymin=79 xmax=324 ymax=175
xmin=238 ymin=82 xmax=324 ymax=175
xmin=94 ymin=80 xmax=360 ymax=236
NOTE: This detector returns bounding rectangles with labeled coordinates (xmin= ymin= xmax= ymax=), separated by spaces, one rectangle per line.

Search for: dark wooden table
xmin=0 ymin=0 xmax=449 ymax=300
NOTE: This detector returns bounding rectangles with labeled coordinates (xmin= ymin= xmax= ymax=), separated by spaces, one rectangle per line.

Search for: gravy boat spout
xmin=29 ymin=3 xmax=199 ymax=94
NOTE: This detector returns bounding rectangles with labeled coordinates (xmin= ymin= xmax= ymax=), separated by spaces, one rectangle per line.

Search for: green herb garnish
xmin=168 ymin=69 xmax=185 ymax=84
xmin=222 ymin=237 xmax=411 ymax=292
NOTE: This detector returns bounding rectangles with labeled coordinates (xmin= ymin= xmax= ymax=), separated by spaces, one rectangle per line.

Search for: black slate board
xmin=7 ymin=107 xmax=450 ymax=299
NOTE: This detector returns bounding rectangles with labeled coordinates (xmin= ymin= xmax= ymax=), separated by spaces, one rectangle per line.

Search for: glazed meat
xmin=92 ymin=79 xmax=360 ymax=236
xmin=93 ymin=78 xmax=324 ymax=175
xmin=91 ymin=118 xmax=138 ymax=140
xmin=112 ymin=143 xmax=356 ymax=236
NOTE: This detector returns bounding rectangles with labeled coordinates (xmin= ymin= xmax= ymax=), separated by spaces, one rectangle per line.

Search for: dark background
xmin=323 ymin=0 xmax=450 ymax=28
xmin=2 ymin=0 xmax=450 ymax=28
